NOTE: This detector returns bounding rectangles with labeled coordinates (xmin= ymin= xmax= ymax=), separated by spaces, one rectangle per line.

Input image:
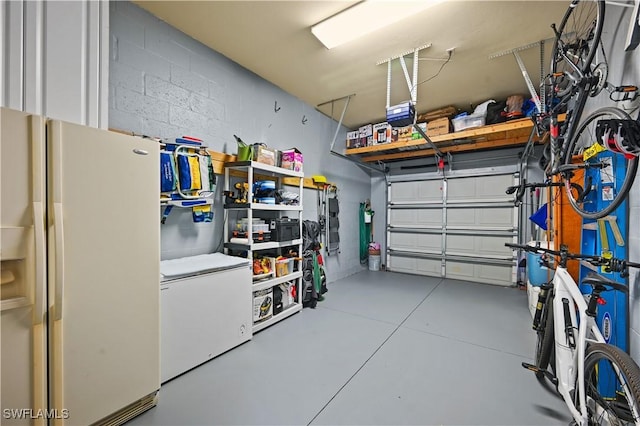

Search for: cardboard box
xmin=253 ymin=145 xmax=277 ymax=166
xmin=395 ymin=125 xmax=413 ymax=141
xmin=372 ymin=122 xmax=392 ymax=144
xmin=281 ymin=148 xmax=303 ymax=172
xmin=253 ymin=288 xmax=273 ymax=323
xmin=359 ymin=124 xmax=373 ymax=147
xmin=346 ymin=130 xmax=360 ymax=148
xmin=391 ymin=128 xmax=400 ymax=142
xmin=427 ymin=117 xmax=450 ymax=136
xmin=411 ymin=122 xmax=427 ymax=139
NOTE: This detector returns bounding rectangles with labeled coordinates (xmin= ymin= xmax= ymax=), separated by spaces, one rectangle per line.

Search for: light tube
xmin=311 ymin=0 xmax=445 ymax=50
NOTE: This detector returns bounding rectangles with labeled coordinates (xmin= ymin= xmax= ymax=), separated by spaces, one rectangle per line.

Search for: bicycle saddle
xmin=582 ymin=272 xmax=627 ymax=293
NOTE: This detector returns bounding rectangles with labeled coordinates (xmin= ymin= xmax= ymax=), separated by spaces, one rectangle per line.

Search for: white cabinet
xmin=223 ymin=161 xmax=304 ymax=333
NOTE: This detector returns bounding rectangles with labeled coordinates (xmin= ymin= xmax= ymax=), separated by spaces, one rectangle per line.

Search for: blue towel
xmin=160 ymin=152 xmax=176 ymax=192
xmin=177 ymin=154 xmax=192 ymax=190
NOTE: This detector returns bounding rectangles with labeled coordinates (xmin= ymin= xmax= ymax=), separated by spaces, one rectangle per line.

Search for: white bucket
xmin=369 ymin=255 xmax=381 ymax=271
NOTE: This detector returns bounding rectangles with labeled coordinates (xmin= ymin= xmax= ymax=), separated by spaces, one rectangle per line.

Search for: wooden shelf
xmin=345 ymin=118 xmax=543 ymax=163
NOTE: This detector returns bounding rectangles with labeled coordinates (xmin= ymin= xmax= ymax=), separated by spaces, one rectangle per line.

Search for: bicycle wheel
xmin=535 ymin=292 xmax=555 ymax=378
xmin=563 ymin=107 xmax=638 ymax=220
xmin=549 ymin=0 xmax=605 ymax=107
xmin=583 ymin=343 xmax=640 ymax=424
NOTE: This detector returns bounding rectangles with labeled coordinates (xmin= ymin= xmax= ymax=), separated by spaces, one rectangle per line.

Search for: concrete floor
xmin=127 ymin=270 xmax=570 ymax=425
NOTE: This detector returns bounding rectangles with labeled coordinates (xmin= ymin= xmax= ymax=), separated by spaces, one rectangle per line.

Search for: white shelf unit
xmin=223 ymin=161 xmax=304 ymax=332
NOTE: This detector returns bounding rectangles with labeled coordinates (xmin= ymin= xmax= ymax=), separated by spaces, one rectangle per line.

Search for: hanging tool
xmin=606 ymin=216 xmax=625 ymax=247
xmin=312 ymin=175 xmax=327 ymax=244
xmin=326 ymin=184 xmax=340 ymax=256
xmin=598 ymin=219 xmax=609 ymax=252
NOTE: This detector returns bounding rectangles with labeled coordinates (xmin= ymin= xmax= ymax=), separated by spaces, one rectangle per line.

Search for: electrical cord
xmin=410 ymin=50 xmax=453 ymax=94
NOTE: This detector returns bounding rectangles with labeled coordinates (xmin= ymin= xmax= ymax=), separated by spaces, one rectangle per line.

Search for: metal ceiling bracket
xmin=322 ymin=94 xmax=386 ymax=174
xmin=513 ymin=50 xmax=542 ymax=114
xmin=489 ymin=39 xmax=551 ymax=113
xmin=378 ymin=43 xmax=431 ymax=108
xmin=447 ymin=152 xmax=454 ymax=172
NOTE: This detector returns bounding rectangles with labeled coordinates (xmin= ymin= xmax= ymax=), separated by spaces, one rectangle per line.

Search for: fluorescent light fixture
xmin=311 ymin=0 xmax=444 ymax=49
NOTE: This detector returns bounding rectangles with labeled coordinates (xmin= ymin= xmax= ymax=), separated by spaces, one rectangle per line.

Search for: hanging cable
xmin=409 ymin=50 xmax=453 ymax=95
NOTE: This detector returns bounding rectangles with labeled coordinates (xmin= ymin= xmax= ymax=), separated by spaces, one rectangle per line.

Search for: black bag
xmin=486 ymin=100 xmax=507 ymax=125
xmin=302 ymin=220 xmax=321 ymax=252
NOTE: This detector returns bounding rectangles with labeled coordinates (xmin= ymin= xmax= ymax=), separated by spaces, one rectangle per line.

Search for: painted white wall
xmin=0 ymin=0 xmax=108 ymax=127
xmin=108 ymin=2 xmax=370 ymax=282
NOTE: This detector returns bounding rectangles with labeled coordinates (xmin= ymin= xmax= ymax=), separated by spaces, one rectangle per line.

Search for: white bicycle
xmin=507 ymin=243 xmax=640 ymax=425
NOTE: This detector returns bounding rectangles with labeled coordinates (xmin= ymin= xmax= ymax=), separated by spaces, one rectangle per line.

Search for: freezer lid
xmin=160 ymin=253 xmax=251 ymax=281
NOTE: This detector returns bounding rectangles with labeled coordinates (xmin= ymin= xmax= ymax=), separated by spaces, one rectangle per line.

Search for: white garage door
xmin=387 ymin=167 xmax=517 ymax=286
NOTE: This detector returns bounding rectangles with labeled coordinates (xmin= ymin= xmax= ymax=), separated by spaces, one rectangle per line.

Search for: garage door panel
xmin=447 ymin=207 xmax=513 ymax=227
xmin=446 ymin=234 xmax=513 ymax=257
xmin=446 ymin=209 xmax=475 ymax=226
xmin=390 ymin=232 xmax=440 ymax=251
xmin=389 ymin=209 xmax=417 ymax=225
xmin=388 ymin=255 xmax=440 ymax=277
xmin=447 ymin=177 xmax=478 ymax=199
xmin=391 ymin=180 xmax=442 ymax=203
xmin=390 ymin=209 xmax=441 ymax=226
xmin=390 ymin=181 xmax=418 ymax=202
xmin=448 ymin=174 xmax=514 ymax=199
xmin=388 ymin=256 xmax=417 ymax=274
xmin=416 ymin=258 xmax=441 ymax=276
xmin=445 ymin=261 xmax=512 ymax=286
xmin=478 ymin=208 xmax=514 ymax=226
xmin=417 ymin=180 xmax=442 ymax=200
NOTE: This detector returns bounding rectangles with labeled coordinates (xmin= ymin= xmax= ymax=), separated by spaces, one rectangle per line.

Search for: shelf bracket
xmin=489 ymin=39 xmax=549 ymax=114
xmin=320 ymin=94 xmax=386 ymax=174
xmin=377 ymin=43 xmax=431 ymax=109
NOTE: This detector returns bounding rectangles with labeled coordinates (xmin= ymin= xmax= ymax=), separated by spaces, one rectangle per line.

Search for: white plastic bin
xmin=369 ymin=255 xmax=381 ymax=271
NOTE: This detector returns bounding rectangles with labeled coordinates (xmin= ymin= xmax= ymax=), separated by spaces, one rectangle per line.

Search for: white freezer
xmin=160 ymin=255 xmax=252 ymax=383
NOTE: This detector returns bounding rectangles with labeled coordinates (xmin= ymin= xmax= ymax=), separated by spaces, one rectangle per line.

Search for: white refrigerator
xmin=1 ymin=107 xmax=160 ymax=425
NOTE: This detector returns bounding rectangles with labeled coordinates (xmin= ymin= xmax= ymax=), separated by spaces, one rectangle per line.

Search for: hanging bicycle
xmin=533 ymin=0 xmax=640 ymax=220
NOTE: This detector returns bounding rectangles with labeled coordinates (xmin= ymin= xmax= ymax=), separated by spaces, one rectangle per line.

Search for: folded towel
xmin=199 ymin=155 xmax=210 ymax=191
xmin=177 ymin=154 xmax=202 ymax=191
xmin=160 ymin=152 xmax=176 ymax=192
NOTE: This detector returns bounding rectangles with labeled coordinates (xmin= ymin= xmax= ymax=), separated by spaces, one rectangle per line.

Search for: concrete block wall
xmin=109 ymin=1 xmax=370 ymax=282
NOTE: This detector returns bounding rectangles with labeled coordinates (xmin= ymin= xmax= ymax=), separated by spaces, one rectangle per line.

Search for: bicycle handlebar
xmin=505 ymin=242 xmax=640 ymax=276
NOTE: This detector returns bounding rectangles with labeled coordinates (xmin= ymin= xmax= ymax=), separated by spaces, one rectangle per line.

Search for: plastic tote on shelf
xmin=527 ymin=240 xmax=555 ymax=286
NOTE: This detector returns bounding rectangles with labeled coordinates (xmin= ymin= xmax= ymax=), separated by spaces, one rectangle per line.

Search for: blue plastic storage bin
xmin=527 ymin=241 xmax=555 ymax=286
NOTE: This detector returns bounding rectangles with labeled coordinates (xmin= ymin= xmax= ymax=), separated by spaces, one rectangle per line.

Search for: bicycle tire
xmin=563 ymin=107 xmax=639 ymax=220
xmin=549 ymin=0 xmax=605 ymax=107
xmin=535 ymin=292 xmax=555 ymax=379
xmin=583 ymin=343 xmax=640 ymax=424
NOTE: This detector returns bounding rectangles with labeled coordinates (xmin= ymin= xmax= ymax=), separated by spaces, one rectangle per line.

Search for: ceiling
xmin=135 ymin=1 xmax=569 ymax=129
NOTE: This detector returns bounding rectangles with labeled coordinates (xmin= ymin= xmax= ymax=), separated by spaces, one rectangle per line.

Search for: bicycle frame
xmin=552 ymin=266 xmax=606 ymax=425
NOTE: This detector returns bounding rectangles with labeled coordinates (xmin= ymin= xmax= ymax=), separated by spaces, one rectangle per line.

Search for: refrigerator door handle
xmin=31 ymin=115 xmax=46 ymax=324
xmin=33 ymin=201 xmax=46 ymax=324
xmin=53 ymin=202 xmax=65 ymax=321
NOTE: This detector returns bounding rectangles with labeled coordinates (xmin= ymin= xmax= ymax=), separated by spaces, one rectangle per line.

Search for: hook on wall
xmin=274 ymin=101 xmax=281 ymax=113
xmin=302 ymin=115 xmax=308 ymax=125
